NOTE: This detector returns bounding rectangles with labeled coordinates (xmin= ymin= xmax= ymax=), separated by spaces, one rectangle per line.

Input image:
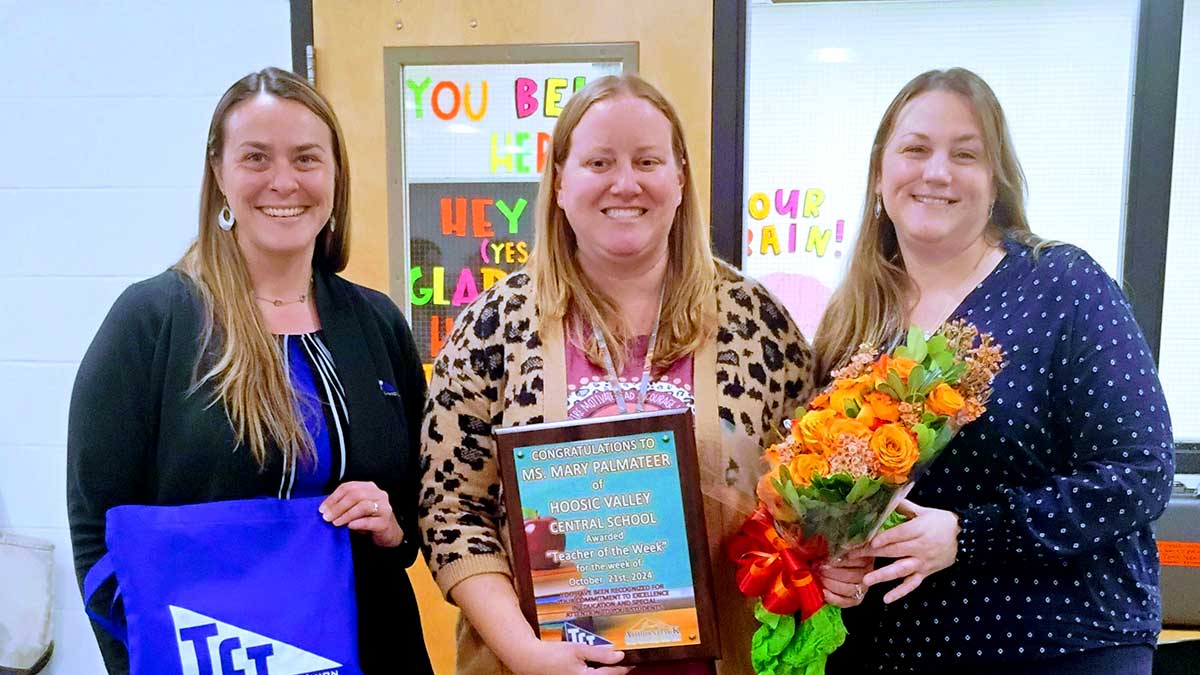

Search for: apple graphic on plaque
xmin=525 ymin=507 xmax=582 ymax=616
xmin=523 ymin=507 xmax=566 ymax=570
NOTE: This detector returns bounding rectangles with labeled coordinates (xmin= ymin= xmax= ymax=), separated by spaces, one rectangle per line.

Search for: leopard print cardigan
xmin=419 ymin=261 xmax=814 ymax=674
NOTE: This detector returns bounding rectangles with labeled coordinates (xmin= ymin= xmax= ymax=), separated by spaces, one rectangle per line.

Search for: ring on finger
xmin=372 ymin=501 xmax=379 ymax=516
xmin=853 ymin=584 xmax=864 ymax=600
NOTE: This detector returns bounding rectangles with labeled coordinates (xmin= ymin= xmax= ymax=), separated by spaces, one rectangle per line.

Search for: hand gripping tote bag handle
xmin=83 ymin=496 xmax=362 ymax=675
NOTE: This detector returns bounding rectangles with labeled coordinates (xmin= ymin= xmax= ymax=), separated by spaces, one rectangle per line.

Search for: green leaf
xmin=912 ymin=423 xmax=936 ymax=453
xmin=797 ymin=485 xmax=848 ymax=505
xmin=774 ymin=471 xmax=807 ymax=516
xmin=847 ymin=510 xmax=875 ymax=541
xmin=942 ymin=361 xmax=967 ymax=384
xmin=771 ymin=473 xmax=787 ymax=496
xmin=893 ymin=345 xmax=912 ymax=360
xmin=876 ymin=382 xmax=901 ymax=400
xmin=846 ymin=475 xmax=883 ymax=503
xmin=906 ymin=326 xmax=928 ymax=363
xmin=932 ymin=422 xmax=955 ymax=452
xmin=922 ymin=371 xmax=946 ymax=397
xmin=886 ymin=371 xmax=908 ymax=400
xmin=911 ymin=361 xmax=948 ymax=398
xmin=926 ymin=334 xmax=948 ymax=355
xmin=813 ymin=472 xmax=856 ymax=490
xmin=921 ymin=358 xmax=944 ymax=379
xmin=844 ymin=399 xmax=860 ymax=418
xmin=921 ymin=411 xmax=938 ymax=424
xmin=919 ymin=423 xmax=955 ymax=463
xmin=776 ymin=463 xmax=792 ymax=486
xmin=906 ymin=365 xmax=927 ymax=400
xmin=934 ymin=350 xmax=955 ymax=371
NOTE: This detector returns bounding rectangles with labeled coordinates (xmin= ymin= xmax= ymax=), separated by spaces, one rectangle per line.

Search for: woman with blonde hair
xmin=816 ymin=67 xmax=1173 ymax=674
xmin=68 ymin=67 xmax=432 ymax=674
xmin=419 ymin=73 xmax=870 ymax=675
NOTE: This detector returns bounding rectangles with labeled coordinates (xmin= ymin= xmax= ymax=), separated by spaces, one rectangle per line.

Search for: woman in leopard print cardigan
xmin=418 ymin=74 xmax=868 ymax=675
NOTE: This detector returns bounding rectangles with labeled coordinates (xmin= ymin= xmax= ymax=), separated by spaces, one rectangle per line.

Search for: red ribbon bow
xmin=727 ymin=506 xmax=826 ymax=620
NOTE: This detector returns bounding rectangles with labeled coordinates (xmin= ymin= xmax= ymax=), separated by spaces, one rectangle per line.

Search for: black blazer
xmin=67 ymin=269 xmax=433 ymax=674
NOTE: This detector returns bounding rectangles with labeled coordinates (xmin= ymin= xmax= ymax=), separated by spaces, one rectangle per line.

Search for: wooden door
xmin=310 ymin=2 xmax=714 ymax=670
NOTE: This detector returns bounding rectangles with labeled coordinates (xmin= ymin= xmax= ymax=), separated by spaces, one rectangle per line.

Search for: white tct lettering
xmin=169 ymin=605 xmax=342 ymax=675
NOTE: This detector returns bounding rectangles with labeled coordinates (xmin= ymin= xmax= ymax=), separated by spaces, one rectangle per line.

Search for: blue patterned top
xmin=835 ymin=237 xmax=1175 ymax=670
xmin=281 ymin=331 xmax=348 ymax=498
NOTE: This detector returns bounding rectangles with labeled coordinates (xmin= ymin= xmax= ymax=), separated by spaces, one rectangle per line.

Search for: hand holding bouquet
xmin=728 ymin=321 xmax=1004 ymax=675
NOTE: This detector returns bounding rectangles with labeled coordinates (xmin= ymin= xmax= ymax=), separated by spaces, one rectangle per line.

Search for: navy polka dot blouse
xmin=833 ymin=237 xmax=1175 ymax=671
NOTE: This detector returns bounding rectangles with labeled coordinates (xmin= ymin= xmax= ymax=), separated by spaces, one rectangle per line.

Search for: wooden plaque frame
xmin=495 ymin=408 xmax=720 ymax=664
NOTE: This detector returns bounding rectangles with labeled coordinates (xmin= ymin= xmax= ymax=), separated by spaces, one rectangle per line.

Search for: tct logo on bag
xmin=170 ymin=605 xmax=343 ymax=675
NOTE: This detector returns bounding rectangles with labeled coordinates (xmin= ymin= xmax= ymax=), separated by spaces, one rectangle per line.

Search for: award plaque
xmin=495 ymin=408 xmax=720 ymax=664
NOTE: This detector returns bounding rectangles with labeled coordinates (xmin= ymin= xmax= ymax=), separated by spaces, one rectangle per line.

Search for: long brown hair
xmin=526 ymin=74 xmax=718 ymax=372
xmin=814 ymin=67 xmax=1049 ymax=377
xmin=174 ymin=67 xmax=352 ymax=469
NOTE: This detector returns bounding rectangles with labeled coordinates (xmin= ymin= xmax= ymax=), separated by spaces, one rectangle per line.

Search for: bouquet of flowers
xmin=727 ymin=321 xmax=1005 ymax=675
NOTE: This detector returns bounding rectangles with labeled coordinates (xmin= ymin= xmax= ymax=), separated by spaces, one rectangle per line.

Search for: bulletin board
xmin=384 ymin=45 xmax=636 ymax=365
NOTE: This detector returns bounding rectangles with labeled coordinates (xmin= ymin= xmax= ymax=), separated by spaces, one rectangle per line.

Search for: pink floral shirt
xmin=565 ymin=334 xmax=712 ymax=675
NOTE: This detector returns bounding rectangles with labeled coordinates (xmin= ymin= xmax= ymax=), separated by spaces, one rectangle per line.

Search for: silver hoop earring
xmin=874 ymin=198 xmax=882 ymax=220
xmin=217 ymin=202 xmax=235 ymax=231
xmin=987 ymin=202 xmax=995 ymax=222
xmin=328 ymin=215 xmax=336 ymax=233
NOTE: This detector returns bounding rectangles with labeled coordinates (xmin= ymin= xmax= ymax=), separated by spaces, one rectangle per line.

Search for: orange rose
xmin=808 ymin=390 xmax=831 ymax=410
xmin=829 ymin=375 xmax=872 ymax=415
xmin=787 ymin=453 xmax=831 ymax=486
xmin=789 ymin=417 xmax=805 ymax=443
xmin=871 ymin=357 xmax=886 ymax=381
xmin=830 ymin=417 xmax=872 ymax=441
xmin=863 ymin=391 xmax=901 ymax=423
xmin=757 ymin=471 xmax=798 ymax=522
xmin=888 ymin=357 xmax=918 ymax=381
xmin=874 ymin=355 xmax=918 ymax=382
xmin=795 ymin=408 xmax=838 ymax=453
xmin=925 ymin=383 xmax=965 ymax=417
xmin=763 ymin=443 xmax=784 ymax=469
xmin=852 ymin=403 xmax=877 ymax=428
xmin=871 ymin=356 xmax=890 ymax=381
xmin=870 ymin=423 xmax=919 ymax=482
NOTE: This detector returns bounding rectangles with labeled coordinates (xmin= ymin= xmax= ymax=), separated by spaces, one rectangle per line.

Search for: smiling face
xmin=554 ymin=95 xmax=684 ymax=272
xmin=214 ymin=94 xmax=336 ymax=265
xmin=876 ymin=90 xmax=996 ymax=252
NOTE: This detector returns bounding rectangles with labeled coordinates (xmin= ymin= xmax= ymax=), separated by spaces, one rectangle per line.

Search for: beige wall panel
xmin=312 ymin=2 xmax=714 ymax=672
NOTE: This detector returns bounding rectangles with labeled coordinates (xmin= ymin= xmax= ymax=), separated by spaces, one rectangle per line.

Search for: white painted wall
xmin=0 ymin=2 xmax=292 ymax=671
xmin=1160 ymin=0 xmax=1200 ymax=442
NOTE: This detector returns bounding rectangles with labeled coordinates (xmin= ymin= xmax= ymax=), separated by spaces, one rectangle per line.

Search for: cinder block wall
xmin=0 ymin=3 xmax=291 ymax=671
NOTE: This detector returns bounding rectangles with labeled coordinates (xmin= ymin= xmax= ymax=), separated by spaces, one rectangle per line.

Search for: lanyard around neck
xmin=591 ymin=284 xmax=666 ymax=415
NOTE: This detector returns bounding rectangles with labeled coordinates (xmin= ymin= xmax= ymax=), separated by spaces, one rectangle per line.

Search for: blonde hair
xmin=527 ymin=74 xmax=717 ymax=372
xmin=174 ymin=67 xmax=352 ymax=470
xmin=814 ymin=67 xmax=1050 ymax=378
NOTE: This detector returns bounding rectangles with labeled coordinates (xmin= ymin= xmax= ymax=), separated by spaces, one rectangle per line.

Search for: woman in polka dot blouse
xmin=814 ymin=68 xmax=1175 ymax=675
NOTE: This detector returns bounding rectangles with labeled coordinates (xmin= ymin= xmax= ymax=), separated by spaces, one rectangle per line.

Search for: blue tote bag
xmin=84 ymin=496 xmax=361 ymax=675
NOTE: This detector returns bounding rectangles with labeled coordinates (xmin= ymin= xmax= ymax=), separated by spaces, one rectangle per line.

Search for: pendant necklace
xmin=254 ymin=277 xmax=314 ymax=307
